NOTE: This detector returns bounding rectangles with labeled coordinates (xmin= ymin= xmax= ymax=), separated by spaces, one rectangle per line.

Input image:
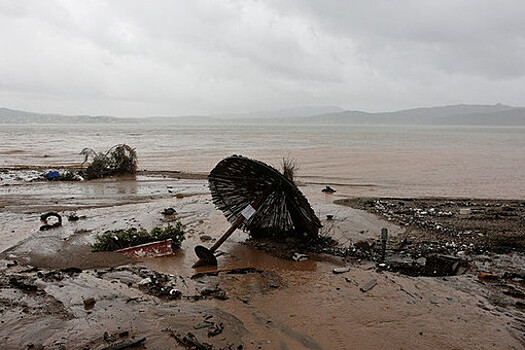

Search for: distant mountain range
xmin=1 ymin=104 xmax=524 ymax=126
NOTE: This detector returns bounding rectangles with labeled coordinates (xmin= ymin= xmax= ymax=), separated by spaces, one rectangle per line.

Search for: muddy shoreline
xmin=1 ymin=170 xmax=524 ymax=349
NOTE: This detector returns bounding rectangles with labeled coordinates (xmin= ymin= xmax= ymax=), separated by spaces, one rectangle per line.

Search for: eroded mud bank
xmin=0 ymin=171 xmax=524 ymax=349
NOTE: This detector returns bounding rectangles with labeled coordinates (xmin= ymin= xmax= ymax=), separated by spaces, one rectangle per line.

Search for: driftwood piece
xmin=102 ymin=337 xmax=146 ymax=350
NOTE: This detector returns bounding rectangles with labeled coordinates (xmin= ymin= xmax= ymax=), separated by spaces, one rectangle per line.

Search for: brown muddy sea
xmin=2 ymin=123 xmax=524 ymax=199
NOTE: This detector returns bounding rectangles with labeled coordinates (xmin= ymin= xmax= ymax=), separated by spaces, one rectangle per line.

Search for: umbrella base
xmin=193 ymin=245 xmax=218 ymax=267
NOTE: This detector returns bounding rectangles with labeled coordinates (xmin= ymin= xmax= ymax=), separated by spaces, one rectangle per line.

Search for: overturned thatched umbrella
xmin=193 ymin=155 xmax=321 ymax=267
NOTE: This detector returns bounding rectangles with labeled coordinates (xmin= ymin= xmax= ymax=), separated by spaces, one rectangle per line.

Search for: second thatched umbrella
xmin=193 ymin=155 xmax=321 ymax=266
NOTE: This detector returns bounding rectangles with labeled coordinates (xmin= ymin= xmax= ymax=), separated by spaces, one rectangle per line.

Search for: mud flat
xmin=0 ymin=170 xmax=524 ymax=349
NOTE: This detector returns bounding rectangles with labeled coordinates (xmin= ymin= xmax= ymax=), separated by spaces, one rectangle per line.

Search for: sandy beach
xmin=0 ymin=168 xmax=523 ymax=349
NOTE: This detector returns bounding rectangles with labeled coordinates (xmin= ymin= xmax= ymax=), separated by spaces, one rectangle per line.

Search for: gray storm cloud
xmin=0 ymin=0 xmax=523 ymax=116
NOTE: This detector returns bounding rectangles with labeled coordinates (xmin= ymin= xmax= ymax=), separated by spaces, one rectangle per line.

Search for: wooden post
xmin=380 ymin=228 xmax=388 ymax=262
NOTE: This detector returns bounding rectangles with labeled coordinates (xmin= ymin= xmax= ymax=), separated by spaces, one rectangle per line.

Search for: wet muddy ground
xmin=0 ymin=170 xmax=524 ymax=349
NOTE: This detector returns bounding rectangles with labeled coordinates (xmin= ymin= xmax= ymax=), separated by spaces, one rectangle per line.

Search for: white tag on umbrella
xmin=241 ymin=204 xmax=256 ymax=220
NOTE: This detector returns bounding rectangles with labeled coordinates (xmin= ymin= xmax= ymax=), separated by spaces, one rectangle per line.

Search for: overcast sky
xmin=0 ymin=0 xmax=524 ymax=116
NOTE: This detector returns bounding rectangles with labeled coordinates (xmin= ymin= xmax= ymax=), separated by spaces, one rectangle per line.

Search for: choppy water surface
xmin=1 ymin=123 xmax=524 ymax=198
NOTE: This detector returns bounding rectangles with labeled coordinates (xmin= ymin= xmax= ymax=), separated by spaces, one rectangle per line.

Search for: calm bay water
xmin=1 ymin=123 xmax=524 ymax=199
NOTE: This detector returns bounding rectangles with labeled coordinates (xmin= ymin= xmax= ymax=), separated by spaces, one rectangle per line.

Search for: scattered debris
xmin=478 ymin=272 xmax=499 ymax=281
xmin=44 ymin=170 xmax=84 ymax=181
xmin=83 ymin=297 xmax=96 ymax=309
xmin=168 ymin=327 xmax=214 ymax=350
xmin=91 ymin=222 xmax=185 ymax=252
xmin=182 ymin=332 xmax=212 ymax=350
xmin=162 ymin=207 xmax=176 ymax=215
xmin=422 ymin=254 xmax=469 ymax=276
xmin=138 ymin=278 xmax=152 ymax=286
xmin=337 ymin=198 xmax=525 ymax=253
xmin=193 ymin=323 xmax=213 ymax=330
xmin=116 ymin=239 xmax=175 ymax=258
xmin=332 ymin=267 xmax=350 ymax=274
xmin=199 ymin=235 xmax=213 ymax=242
xmin=169 ymin=288 xmax=182 ymax=299
xmin=459 ymin=208 xmax=472 ymax=215
xmin=207 ymin=322 xmax=224 ymax=337
xmin=104 ymin=331 xmax=117 ymax=342
xmin=245 ymin=235 xmax=337 ymax=261
xmin=60 ymin=170 xmax=83 ymax=181
xmin=292 ymin=253 xmax=309 ymax=262
xmin=80 ymin=144 xmax=137 ymax=180
xmin=225 ymin=267 xmax=263 ymax=274
xmin=377 ymin=262 xmax=387 ymax=269
xmin=322 ymin=186 xmax=336 ymax=193
xmin=191 ymin=271 xmax=219 ymax=280
xmin=39 ymin=212 xmax=62 ymax=231
xmin=198 ymin=286 xmax=228 ymax=300
xmin=102 ymin=337 xmax=146 ymax=350
xmin=336 ymin=198 xmax=525 ymax=278
xmin=9 ymin=276 xmax=39 ymax=291
xmin=68 ymin=213 xmax=80 ymax=221
xmin=45 ymin=171 xmax=60 ymax=180
xmin=360 ymin=279 xmax=377 ymax=293
xmin=344 ymin=277 xmax=359 ymax=286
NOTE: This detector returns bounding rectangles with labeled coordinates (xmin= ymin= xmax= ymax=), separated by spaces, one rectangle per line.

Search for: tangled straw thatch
xmin=80 ymin=144 xmax=137 ymax=180
xmin=208 ymin=155 xmax=321 ymax=240
xmin=281 ymin=156 xmax=299 ymax=182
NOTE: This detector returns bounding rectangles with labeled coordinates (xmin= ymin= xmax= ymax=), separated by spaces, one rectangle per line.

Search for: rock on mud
xmin=422 ymin=254 xmax=469 ymax=276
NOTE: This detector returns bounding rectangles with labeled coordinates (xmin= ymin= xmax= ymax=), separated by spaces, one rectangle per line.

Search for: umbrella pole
xmin=193 ymin=189 xmax=271 ymax=267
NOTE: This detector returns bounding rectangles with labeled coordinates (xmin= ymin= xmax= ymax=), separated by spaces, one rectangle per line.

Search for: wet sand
xmin=1 ymin=171 xmax=524 ymax=349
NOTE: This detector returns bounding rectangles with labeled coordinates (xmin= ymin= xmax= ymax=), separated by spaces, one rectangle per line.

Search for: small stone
xmin=322 ymin=186 xmax=336 ymax=193
xmin=138 ymin=278 xmax=152 ymax=285
xmin=83 ymin=297 xmax=96 ymax=309
xmin=162 ymin=207 xmax=176 ymax=215
xmin=169 ymin=289 xmax=182 ymax=299
xmin=332 ymin=267 xmax=350 ymax=274
xmin=68 ymin=213 xmax=79 ymax=221
xmin=200 ymin=235 xmax=213 ymax=242
xmin=359 ymin=279 xmax=377 ymax=293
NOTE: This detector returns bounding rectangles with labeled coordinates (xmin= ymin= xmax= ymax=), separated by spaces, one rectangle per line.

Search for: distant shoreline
xmin=2 ymin=103 xmax=525 ymax=126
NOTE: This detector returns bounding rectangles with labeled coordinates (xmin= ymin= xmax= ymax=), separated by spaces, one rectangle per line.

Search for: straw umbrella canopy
xmin=208 ymin=155 xmax=321 ymax=239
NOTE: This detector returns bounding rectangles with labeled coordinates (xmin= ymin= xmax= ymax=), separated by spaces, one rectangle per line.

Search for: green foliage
xmin=80 ymin=144 xmax=137 ymax=180
xmin=91 ymin=222 xmax=185 ymax=252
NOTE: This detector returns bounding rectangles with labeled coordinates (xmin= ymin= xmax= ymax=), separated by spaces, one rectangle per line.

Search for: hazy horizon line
xmin=1 ymin=102 xmax=521 ymax=120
